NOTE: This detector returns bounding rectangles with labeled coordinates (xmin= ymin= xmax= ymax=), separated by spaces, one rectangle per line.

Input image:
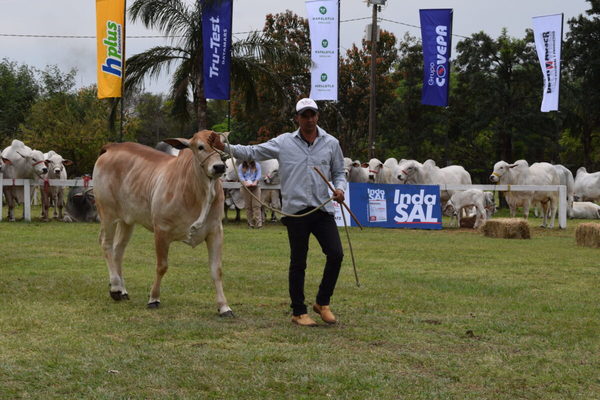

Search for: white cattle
xmin=367 ymin=157 xmax=398 ymax=184
xmin=259 ymin=158 xmax=281 ymax=222
xmin=1 ymin=140 xmax=48 ymax=221
xmin=489 ymin=160 xmax=559 ymax=228
xmin=443 ymin=189 xmax=493 ymax=229
xmin=343 ymin=157 xmax=353 ymax=180
xmin=570 ymin=201 xmax=600 ymax=219
xmin=533 ymin=164 xmax=574 ymax=218
xmin=41 ymin=151 xmax=73 ymax=221
xmin=348 ymin=160 xmax=369 ymax=183
xmin=395 ymin=159 xmax=472 ymax=204
xmin=221 ymin=157 xmax=244 ymax=222
xmin=93 ymin=130 xmax=233 ymax=316
xmin=574 ymin=167 xmax=600 ymax=203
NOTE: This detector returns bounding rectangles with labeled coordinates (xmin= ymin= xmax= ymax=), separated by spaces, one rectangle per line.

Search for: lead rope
xmin=215 ymin=132 xmax=361 ymax=287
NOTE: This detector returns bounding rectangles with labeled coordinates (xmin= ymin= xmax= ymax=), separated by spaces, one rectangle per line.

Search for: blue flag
xmin=420 ymin=9 xmax=453 ymax=107
xmin=202 ymin=0 xmax=232 ymax=100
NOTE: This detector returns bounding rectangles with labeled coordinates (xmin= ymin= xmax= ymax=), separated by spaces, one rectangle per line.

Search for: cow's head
xmin=17 ymin=149 xmax=48 ymax=176
xmin=264 ymin=168 xmax=280 ymax=185
xmin=45 ymin=152 xmax=73 ymax=177
xmin=164 ymin=130 xmax=227 ymax=179
xmin=0 ymin=156 xmax=11 ymax=173
xmin=396 ymin=160 xmax=419 ymax=183
xmin=367 ymin=158 xmax=383 ymax=182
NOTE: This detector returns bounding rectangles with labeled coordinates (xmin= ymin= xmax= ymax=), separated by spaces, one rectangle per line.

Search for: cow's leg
xmin=99 ymin=218 xmax=128 ymax=300
xmin=206 ymin=227 xmax=233 ymax=317
xmin=111 ymin=221 xmax=134 ymax=299
xmin=5 ymin=188 xmax=15 ymax=222
xmin=148 ymin=230 xmax=170 ymax=308
xmin=547 ymin=197 xmax=557 ymax=228
xmin=41 ymin=190 xmax=50 ymax=221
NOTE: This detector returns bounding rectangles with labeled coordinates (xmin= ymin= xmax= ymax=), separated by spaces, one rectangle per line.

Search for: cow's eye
xmin=198 ymin=144 xmax=205 ymax=151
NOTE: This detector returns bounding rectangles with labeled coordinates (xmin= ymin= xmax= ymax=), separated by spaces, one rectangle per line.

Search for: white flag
xmin=306 ymin=0 xmax=338 ymax=101
xmin=532 ymin=14 xmax=563 ymax=112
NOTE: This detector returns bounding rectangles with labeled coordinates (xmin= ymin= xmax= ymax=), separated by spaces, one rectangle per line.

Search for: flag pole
xmin=227 ymin=0 xmax=233 ymax=131
xmin=119 ymin=0 xmax=127 ymax=142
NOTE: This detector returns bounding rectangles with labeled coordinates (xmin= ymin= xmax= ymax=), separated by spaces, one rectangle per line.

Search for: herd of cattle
xmin=3 ymin=138 xmax=600 ymax=227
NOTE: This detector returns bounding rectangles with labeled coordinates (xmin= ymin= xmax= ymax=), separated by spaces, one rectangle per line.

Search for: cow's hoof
xmin=110 ymin=290 xmax=125 ymax=301
xmin=219 ymin=310 xmax=235 ymax=318
xmin=147 ymin=301 xmax=160 ymax=309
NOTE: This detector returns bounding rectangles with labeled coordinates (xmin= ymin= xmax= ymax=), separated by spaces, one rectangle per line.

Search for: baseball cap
xmin=295 ymin=98 xmax=318 ymax=114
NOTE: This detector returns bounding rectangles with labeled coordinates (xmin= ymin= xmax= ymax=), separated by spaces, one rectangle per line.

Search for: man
xmin=208 ymin=98 xmax=347 ymax=326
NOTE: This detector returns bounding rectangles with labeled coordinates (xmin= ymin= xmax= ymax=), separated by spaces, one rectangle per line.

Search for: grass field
xmin=1 ymin=208 xmax=600 ymax=399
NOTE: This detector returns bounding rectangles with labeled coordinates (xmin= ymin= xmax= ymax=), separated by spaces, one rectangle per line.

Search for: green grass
xmin=1 ymin=208 xmax=600 ymax=399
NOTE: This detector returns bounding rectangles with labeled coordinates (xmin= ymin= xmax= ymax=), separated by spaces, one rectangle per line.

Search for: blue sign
xmin=347 ymin=183 xmax=442 ymax=230
xmin=202 ymin=0 xmax=232 ymax=100
xmin=420 ymin=9 xmax=453 ymax=107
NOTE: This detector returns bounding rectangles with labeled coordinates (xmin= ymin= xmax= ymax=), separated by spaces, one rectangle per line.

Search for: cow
xmin=367 ymin=157 xmax=399 ymax=184
xmin=92 ymin=130 xmax=233 ymax=316
xmin=348 ymin=160 xmax=369 ymax=183
xmin=41 ymin=151 xmax=73 ymax=221
xmin=489 ymin=160 xmax=559 ymax=228
xmin=395 ymin=159 xmax=472 ymax=205
xmin=570 ymin=201 xmax=600 ymax=219
xmin=1 ymin=140 xmax=48 ymax=221
xmin=260 ymin=158 xmax=281 ymax=222
xmin=533 ymin=164 xmax=574 ymax=218
xmin=574 ymin=167 xmax=600 ymax=203
xmin=443 ymin=189 xmax=494 ymax=229
xmin=63 ymin=180 xmax=98 ymax=222
xmin=222 ymin=157 xmax=244 ymax=222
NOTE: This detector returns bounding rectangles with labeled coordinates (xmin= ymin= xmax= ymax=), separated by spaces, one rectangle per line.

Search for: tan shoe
xmin=313 ymin=304 xmax=337 ymax=324
xmin=291 ymin=314 xmax=318 ymax=327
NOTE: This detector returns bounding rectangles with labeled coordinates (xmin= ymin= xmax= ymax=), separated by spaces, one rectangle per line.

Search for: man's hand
xmin=332 ymin=189 xmax=345 ymax=203
xmin=208 ymin=131 xmax=225 ymax=151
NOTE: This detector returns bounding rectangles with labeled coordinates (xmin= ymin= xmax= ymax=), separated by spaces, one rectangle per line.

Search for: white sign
xmin=532 ymin=14 xmax=563 ymax=112
xmin=306 ymin=0 xmax=338 ymax=101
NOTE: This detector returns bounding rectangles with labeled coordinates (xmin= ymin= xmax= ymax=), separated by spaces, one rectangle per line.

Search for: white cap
xmin=295 ymin=98 xmax=318 ymax=114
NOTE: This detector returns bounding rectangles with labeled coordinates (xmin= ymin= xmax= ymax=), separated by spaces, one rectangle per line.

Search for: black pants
xmin=282 ymin=209 xmax=344 ymax=316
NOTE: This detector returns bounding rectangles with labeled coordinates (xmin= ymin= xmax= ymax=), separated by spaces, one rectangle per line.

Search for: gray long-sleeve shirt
xmin=227 ymin=126 xmax=347 ymax=215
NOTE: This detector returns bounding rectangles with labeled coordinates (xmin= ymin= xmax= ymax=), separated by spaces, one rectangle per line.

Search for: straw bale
xmin=575 ymin=223 xmax=600 ymax=248
xmin=481 ymin=218 xmax=531 ymax=239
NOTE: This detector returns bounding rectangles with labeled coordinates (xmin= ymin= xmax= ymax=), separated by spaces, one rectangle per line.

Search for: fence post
xmin=24 ymin=179 xmax=31 ymax=222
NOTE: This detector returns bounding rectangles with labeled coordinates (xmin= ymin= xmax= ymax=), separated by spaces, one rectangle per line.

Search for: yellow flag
xmin=96 ymin=0 xmax=125 ymax=99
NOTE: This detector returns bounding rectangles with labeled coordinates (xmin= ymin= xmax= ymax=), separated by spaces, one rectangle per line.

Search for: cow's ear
xmin=163 ymin=138 xmax=190 ymax=150
xmin=507 ymin=164 xmax=517 ymax=169
xmin=63 ymin=159 xmax=73 ymax=166
xmin=2 ymin=157 xmax=11 ymax=165
xmin=361 ymin=162 xmax=368 ymax=168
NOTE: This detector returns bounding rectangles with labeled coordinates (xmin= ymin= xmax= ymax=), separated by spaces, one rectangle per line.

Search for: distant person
xmin=209 ymin=98 xmax=347 ymax=327
xmin=238 ymin=160 xmax=262 ymax=228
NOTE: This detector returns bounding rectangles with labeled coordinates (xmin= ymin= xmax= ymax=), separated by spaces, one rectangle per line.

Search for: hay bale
xmin=481 ymin=218 xmax=531 ymax=239
xmin=575 ymin=223 xmax=600 ymax=248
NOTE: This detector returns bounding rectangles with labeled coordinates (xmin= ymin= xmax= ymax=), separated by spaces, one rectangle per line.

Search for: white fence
xmin=1 ymin=175 xmax=567 ymax=228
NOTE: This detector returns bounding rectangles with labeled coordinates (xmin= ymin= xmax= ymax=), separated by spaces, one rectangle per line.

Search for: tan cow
xmin=92 ymin=130 xmax=233 ymax=316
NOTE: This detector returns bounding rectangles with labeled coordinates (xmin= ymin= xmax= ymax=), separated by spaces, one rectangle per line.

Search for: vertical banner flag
xmin=334 ymin=183 xmax=442 ymax=230
xmin=306 ymin=0 xmax=338 ymax=101
xmin=419 ymin=9 xmax=453 ymax=107
xmin=532 ymin=14 xmax=563 ymax=112
xmin=202 ymin=0 xmax=233 ymax=100
xmin=96 ymin=0 xmax=125 ymax=99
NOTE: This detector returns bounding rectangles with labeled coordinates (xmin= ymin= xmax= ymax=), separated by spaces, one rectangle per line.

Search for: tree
xmin=0 ymin=59 xmax=39 ymax=147
xmin=125 ymin=0 xmax=309 ymax=131
xmin=562 ymin=0 xmax=600 ymax=168
xmin=453 ymin=29 xmax=552 ymax=165
xmin=21 ymin=86 xmax=114 ymax=176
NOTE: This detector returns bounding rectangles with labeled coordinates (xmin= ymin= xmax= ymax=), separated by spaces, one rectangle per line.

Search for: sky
xmin=0 ymin=0 xmax=592 ymax=94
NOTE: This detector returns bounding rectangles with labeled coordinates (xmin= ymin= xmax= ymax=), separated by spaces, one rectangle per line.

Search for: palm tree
xmin=125 ymin=0 xmax=310 ymax=130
